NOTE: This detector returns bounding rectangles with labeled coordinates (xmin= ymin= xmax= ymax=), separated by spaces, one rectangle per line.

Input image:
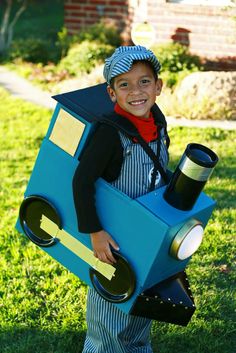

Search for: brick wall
xmin=64 ymin=0 xmax=236 ymax=70
xmin=146 ymin=0 xmax=236 ymax=70
xmin=64 ymin=0 xmax=133 ymax=43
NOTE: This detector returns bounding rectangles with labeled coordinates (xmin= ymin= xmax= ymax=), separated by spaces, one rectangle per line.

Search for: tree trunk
xmin=0 ymin=0 xmax=28 ymax=55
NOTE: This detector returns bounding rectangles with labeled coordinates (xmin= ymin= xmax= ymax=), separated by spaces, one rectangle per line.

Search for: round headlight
xmin=170 ymin=219 xmax=204 ymax=260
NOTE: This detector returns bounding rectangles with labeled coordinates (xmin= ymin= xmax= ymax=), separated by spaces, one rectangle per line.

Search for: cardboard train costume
xmin=16 ymin=83 xmax=218 ymax=326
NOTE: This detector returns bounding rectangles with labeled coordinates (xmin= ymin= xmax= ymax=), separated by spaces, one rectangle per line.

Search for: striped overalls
xmin=82 ymin=128 xmax=169 ymax=353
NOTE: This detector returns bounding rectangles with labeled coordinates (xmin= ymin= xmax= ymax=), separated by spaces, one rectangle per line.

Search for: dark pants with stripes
xmin=82 ymin=289 xmax=153 ymax=353
xmin=82 ymin=132 xmax=169 ymax=352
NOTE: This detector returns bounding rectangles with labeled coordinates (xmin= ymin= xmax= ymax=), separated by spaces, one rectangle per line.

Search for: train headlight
xmin=170 ymin=219 xmax=204 ymax=260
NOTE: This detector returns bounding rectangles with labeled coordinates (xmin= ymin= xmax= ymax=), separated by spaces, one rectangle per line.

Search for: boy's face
xmin=107 ymin=62 xmax=162 ymax=119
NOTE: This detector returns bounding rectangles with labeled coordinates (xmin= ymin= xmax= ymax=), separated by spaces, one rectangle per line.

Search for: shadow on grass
xmin=152 ymin=321 xmax=236 ymax=353
xmin=0 ymin=327 xmax=86 ymax=353
xmin=208 ymin=184 xmax=235 ymax=209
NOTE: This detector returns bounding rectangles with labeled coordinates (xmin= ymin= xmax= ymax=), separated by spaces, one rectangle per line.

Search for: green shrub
xmin=151 ymin=42 xmax=202 ymax=87
xmin=55 ymin=27 xmax=79 ymax=60
xmin=152 ymin=42 xmax=202 ymax=72
xmin=77 ymin=20 xmax=121 ymax=47
xmin=59 ymin=40 xmax=114 ymax=76
xmin=160 ymin=67 xmax=200 ymax=89
xmin=9 ymin=38 xmax=52 ymax=64
xmin=56 ymin=21 xmax=121 ymax=60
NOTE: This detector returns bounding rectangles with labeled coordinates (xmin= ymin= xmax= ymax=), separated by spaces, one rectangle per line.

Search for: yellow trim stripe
xmin=40 ymin=215 xmax=116 ymax=280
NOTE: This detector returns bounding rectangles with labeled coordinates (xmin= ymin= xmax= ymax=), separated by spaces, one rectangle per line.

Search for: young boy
xmin=73 ymin=45 xmax=170 ymax=353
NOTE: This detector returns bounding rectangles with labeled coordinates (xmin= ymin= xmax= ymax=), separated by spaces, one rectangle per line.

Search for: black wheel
xmin=19 ymin=195 xmax=61 ymax=247
xmin=90 ymin=251 xmax=136 ymax=303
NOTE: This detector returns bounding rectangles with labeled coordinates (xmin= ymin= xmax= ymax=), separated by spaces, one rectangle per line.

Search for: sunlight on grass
xmin=0 ymin=87 xmax=235 ymax=353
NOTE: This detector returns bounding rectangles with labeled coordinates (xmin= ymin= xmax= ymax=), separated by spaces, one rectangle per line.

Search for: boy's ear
xmin=156 ymin=78 xmax=163 ymax=96
xmin=107 ymin=85 xmax=117 ymax=103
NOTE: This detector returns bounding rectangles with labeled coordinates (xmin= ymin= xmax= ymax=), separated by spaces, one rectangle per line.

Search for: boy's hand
xmin=90 ymin=230 xmax=119 ymax=265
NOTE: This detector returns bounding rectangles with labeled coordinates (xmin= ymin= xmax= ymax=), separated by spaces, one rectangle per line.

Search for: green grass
xmin=0 ymin=87 xmax=235 ymax=353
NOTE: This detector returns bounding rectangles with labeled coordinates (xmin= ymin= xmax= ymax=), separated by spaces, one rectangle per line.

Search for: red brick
xmin=84 ymin=6 xmax=99 ymax=11
xmin=67 ymin=10 xmax=86 ymax=16
xmin=90 ymin=0 xmax=107 ymax=4
xmin=64 ymin=5 xmax=83 ymax=10
xmin=64 ymin=17 xmax=82 ymax=24
xmin=109 ymin=1 xmax=127 ymax=5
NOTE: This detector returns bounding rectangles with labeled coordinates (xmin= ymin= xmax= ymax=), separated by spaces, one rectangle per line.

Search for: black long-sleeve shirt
xmin=73 ymin=123 xmax=123 ymax=233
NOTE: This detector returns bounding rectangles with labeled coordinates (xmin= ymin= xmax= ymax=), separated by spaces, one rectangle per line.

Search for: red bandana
xmin=114 ymin=103 xmax=158 ymax=143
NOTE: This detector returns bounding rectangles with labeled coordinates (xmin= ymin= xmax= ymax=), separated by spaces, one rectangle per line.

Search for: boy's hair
xmin=109 ymin=60 xmax=158 ymax=89
xmin=103 ymin=45 xmax=161 ymax=85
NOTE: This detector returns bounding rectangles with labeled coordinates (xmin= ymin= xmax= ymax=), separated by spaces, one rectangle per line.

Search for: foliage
xmin=6 ymin=19 xmax=119 ymax=84
xmin=56 ymin=21 xmax=121 ymax=61
xmin=77 ymin=20 xmax=121 ymax=48
xmin=0 ymin=87 xmax=235 ymax=353
xmin=160 ymin=68 xmax=200 ymax=90
xmin=8 ymin=38 xmax=52 ymax=64
xmin=55 ymin=27 xmax=74 ymax=60
xmin=58 ymin=40 xmax=114 ymax=76
xmin=151 ymin=42 xmax=202 ymax=88
xmin=152 ymin=42 xmax=202 ymax=73
xmin=1 ymin=0 xmax=64 ymax=63
xmin=5 ymin=9 xmax=120 ymax=66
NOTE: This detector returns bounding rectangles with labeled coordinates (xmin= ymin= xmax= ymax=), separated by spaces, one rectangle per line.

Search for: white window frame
xmin=168 ymin=0 xmax=235 ymax=6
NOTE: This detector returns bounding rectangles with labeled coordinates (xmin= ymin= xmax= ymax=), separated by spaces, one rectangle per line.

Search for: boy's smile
xmin=107 ymin=62 xmax=162 ymax=119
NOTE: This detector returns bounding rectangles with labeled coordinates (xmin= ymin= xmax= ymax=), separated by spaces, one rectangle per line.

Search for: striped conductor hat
xmin=103 ymin=45 xmax=161 ymax=85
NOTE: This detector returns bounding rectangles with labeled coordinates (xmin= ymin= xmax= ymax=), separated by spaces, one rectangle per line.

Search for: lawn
xmin=0 ymin=86 xmax=235 ymax=353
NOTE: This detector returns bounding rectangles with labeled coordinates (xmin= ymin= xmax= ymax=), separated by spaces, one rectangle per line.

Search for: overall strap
xmin=134 ymin=133 xmax=169 ymax=187
xmin=101 ymin=111 xmax=139 ymax=138
xmin=151 ymin=104 xmax=170 ymax=149
xmin=101 ymin=107 xmax=169 ymax=187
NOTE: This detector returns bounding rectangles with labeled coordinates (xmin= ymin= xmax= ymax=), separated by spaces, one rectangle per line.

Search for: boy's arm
xmin=72 ymin=124 xmax=122 ymax=263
